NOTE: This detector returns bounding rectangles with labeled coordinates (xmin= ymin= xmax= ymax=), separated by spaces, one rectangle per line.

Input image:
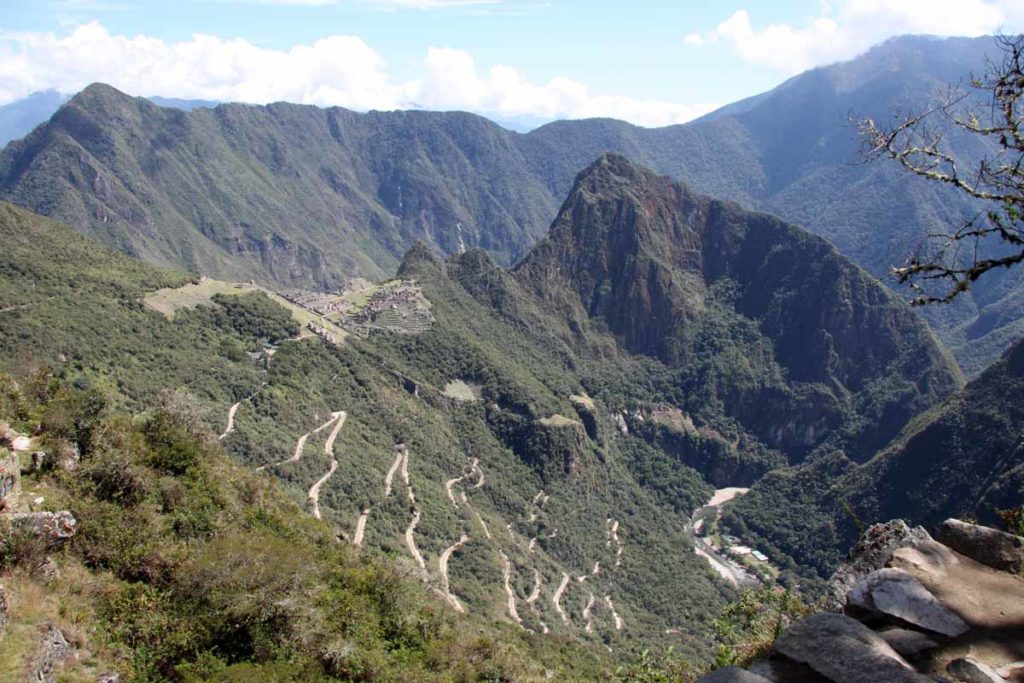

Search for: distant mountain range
xmin=0 ymin=35 xmax=1018 ymax=374
xmin=0 ymin=90 xmax=217 ymax=147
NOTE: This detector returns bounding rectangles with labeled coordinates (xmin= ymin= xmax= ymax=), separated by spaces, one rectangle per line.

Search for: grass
xmin=442 ymin=380 xmax=480 ymax=402
xmin=539 ymin=414 xmax=581 ymax=428
xmin=144 ymin=278 xmax=350 ymax=343
xmin=143 ymin=279 xmax=257 ymax=318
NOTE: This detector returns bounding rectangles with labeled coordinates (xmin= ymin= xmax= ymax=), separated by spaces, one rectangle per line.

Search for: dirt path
xmin=605 ymin=594 xmax=623 ymax=630
xmin=218 ymin=383 xmax=266 ymax=441
xmin=219 ymin=402 xmax=240 ymax=440
xmin=257 ymin=410 xmax=343 ymax=472
xmin=308 ymin=459 xmax=338 ymax=520
xmin=500 ymin=551 xmax=524 ymax=628
xmin=444 ymin=457 xmax=482 ymax=510
xmin=383 ymin=449 xmax=403 ymax=497
xmin=525 ymin=569 xmax=550 ymax=634
xmin=438 ymin=534 xmax=469 ymax=612
xmin=405 ymin=509 xmax=427 ymax=576
xmin=398 ymin=447 xmax=429 ymax=578
xmin=582 ymin=592 xmax=596 ymax=634
xmin=306 ymin=411 xmax=347 ymax=520
xmin=352 ymin=507 xmax=370 ymax=546
xmin=552 ymin=572 xmax=571 ymax=625
xmin=607 ymin=518 xmax=624 ymax=567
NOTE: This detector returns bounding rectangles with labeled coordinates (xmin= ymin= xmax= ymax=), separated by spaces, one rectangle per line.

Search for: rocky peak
xmin=514 ymin=154 xmax=960 ymax=460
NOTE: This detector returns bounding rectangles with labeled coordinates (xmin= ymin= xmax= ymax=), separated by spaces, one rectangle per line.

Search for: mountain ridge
xmin=0 ymin=35 xmax=1019 ymax=376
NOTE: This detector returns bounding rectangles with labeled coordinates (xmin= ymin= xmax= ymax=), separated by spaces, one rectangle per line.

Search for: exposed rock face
xmin=771 ymin=613 xmax=932 ymax=683
xmin=847 ymin=568 xmax=968 ymax=637
xmin=937 ymin=518 xmax=1024 ymax=574
xmin=876 ymin=628 xmax=940 ymax=658
xmin=697 ymin=519 xmax=1024 ymax=683
xmin=29 ymin=623 xmax=73 ymax=683
xmin=948 ymin=657 xmax=1004 ymax=683
xmin=3 ymin=511 xmax=77 ymax=546
xmin=514 ymin=154 xmax=959 ymax=463
xmin=826 ymin=520 xmax=932 ymax=611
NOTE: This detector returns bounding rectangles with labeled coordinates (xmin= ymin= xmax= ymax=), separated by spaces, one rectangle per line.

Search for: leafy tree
xmin=859 ymin=34 xmax=1024 ymax=303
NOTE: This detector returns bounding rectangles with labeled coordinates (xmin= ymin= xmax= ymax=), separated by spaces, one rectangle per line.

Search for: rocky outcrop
xmin=824 ymin=520 xmax=932 ymax=612
xmin=847 ymin=568 xmax=967 ymax=637
xmin=3 ymin=511 xmax=77 ymax=546
xmin=772 ymin=613 xmax=933 ymax=683
xmin=0 ymin=451 xmax=19 ymax=512
xmin=696 ymin=518 xmax=1024 ymax=683
xmin=28 ymin=623 xmax=75 ymax=683
xmin=937 ymin=518 xmax=1024 ymax=574
xmin=697 ymin=666 xmax=772 ymax=682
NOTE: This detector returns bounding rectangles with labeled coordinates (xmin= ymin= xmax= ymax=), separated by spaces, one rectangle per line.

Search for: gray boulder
xmin=772 ymin=613 xmax=934 ymax=683
xmin=694 ymin=666 xmax=772 ymax=683
xmin=847 ymin=568 xmax=968 ymax=637
xmin=826 ymin=520 xmax=932 ymax=611
xmin=947 ymin=657 xmax=1004 ymax=683
xmin=937 ymin=518 xmax=1024 ymax=574
xmin=876 ymin=628 xmax=940 ymax=658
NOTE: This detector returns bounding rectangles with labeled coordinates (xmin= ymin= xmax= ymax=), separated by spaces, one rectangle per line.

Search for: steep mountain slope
xmin=0 ymin=36 xmax=1017 ymax=372
xmin=0 ymin=145 xmax=964 ymax=668
xmin=513 ymin=154 xmax=961 ymax=463
xmin=520 ymin=36 xmax=1015 ymax=375
xmin=0 ymin=84 xmax=557 ymax=287
xmin=723 ymin=337 xmax=1024 ymax=581
xmin=0 ymin=199 xmax=734 ymax=661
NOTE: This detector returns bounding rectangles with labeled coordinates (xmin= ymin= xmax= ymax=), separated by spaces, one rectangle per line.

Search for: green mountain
xmin=0 ymin=149 xmax=965 ymax=676
xmin=0 ymin=36 xmax=1018 ymax=375
xmin=513 ymin=154 xmax=961 ymax=464
xmin=0 ymin=83 xmax=557 ymax=287
xmin=722 ymin=335 xmax=1024 ymax=583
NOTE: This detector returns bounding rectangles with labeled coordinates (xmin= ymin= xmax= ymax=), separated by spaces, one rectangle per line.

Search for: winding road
xmin=438 ymin=534 xmax=469 ymax=612
xmin=307 ymin=411 xmax=347 ymax=520
xmin=500 ymin=551 xmax=524 ymax=628
xmin=552 ymin=572 xmax=571 ymax=624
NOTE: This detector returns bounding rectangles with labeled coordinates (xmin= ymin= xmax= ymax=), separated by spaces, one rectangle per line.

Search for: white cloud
xmin=411 ymin=47 xmax=716 ymax=126
xmin=689 ymin=0 xmax=1024 ymax=74
xmin=0 ymin=22 xmax=717 ymax=127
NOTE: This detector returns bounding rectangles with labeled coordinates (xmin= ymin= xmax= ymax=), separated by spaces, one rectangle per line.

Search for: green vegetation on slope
xmin=1 ymin=372 xmax=615 ymax=682
xmin=723 ymin=339 xmax=1024 ymax=583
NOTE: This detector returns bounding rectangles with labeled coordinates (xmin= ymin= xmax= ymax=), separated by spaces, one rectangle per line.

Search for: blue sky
xmin=1 ymin=0 xmax=1022 ymax=126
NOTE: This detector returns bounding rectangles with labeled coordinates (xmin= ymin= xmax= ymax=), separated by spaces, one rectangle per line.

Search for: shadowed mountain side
xmin=724 ymin=338 xmax=1024 ymax=581
xmin=511 ymin=154 xmax=961 ymax=463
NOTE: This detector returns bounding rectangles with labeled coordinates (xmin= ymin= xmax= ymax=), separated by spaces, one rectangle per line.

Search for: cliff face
xmin=514 ymin=154 xmax=961 ymax=462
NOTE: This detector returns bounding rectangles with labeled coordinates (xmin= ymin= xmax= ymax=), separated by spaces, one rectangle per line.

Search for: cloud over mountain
xmin=0 ymin=21 xmax=716 ymax=126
